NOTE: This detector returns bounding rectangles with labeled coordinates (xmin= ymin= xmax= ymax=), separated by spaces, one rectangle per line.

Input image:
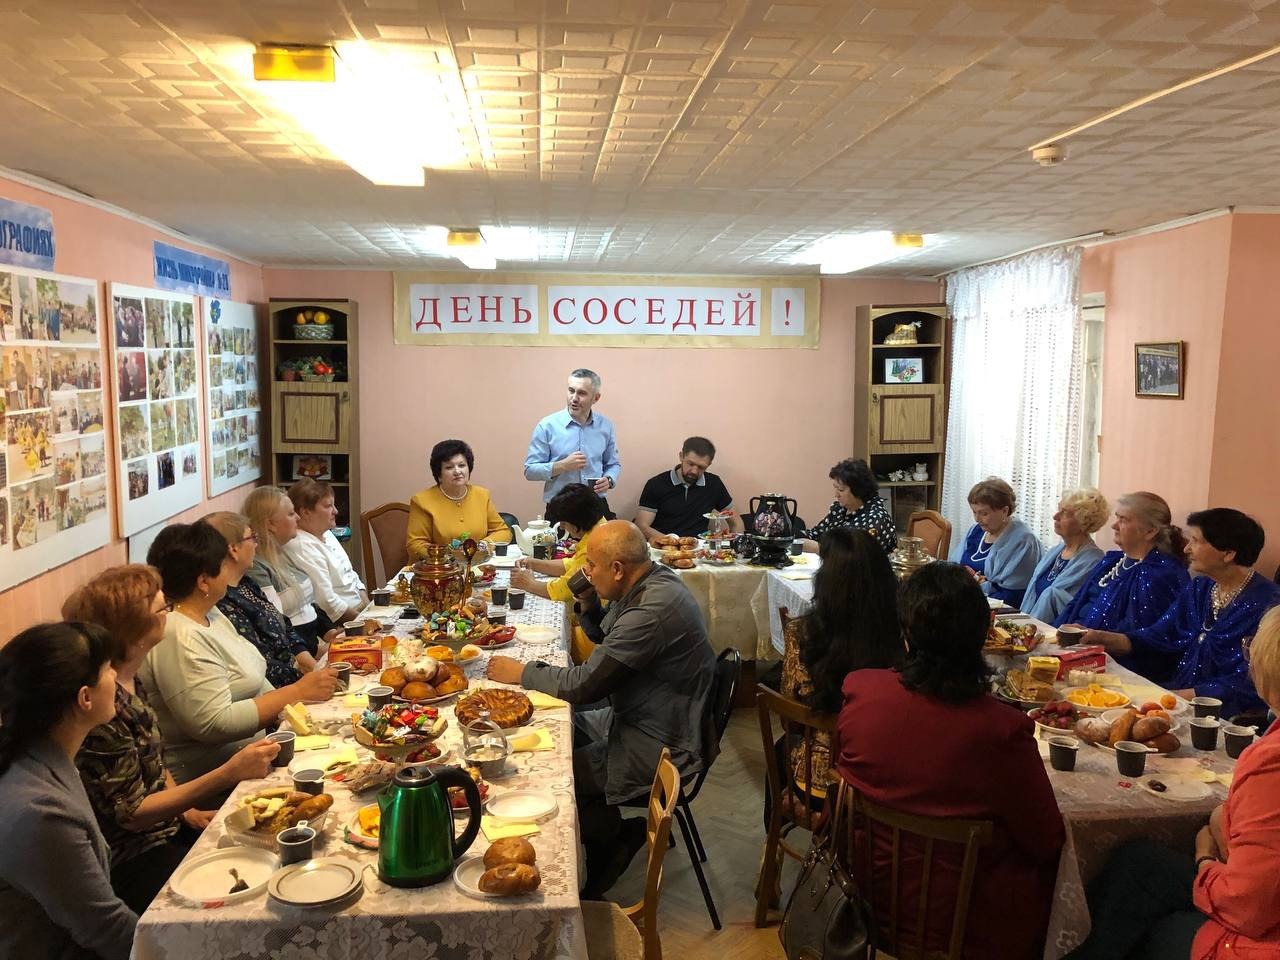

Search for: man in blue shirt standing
xmin=524 ymin=368 xmax=621 ymax=518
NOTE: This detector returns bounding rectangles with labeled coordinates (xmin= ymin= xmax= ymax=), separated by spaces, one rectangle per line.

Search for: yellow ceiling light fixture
xmin=797 ymin=231 xmax=928 ymax=275
xmin=446 ymin=228 xmax=496 ymax=270
xmin=252 ymin=44 xmax=336 ymax=83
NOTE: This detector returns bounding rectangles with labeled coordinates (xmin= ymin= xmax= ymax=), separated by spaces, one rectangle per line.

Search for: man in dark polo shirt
xmin=634 ymin=436 xmax=744 ymax=542
xmin=486 ymin=519 xmax=717 ymax=895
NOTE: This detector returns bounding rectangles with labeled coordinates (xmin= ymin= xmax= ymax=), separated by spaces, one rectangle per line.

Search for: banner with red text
xmin=393 ymin=272 xmax=820 ymax=348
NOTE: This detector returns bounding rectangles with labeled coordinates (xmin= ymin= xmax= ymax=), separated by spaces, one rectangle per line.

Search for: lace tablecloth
xmin=994 ymin=630 xmax=1236 ymax=960
xmin=133 ymin=587 xmax=586 ymax=960
xmin=750 ymin=566 xmax=818 ymax=656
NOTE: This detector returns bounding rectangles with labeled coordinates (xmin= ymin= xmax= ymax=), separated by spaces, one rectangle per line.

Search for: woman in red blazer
xmin=1066 ymin=607 xmax=1280 ymax=959
xmin=835 ymin=562 xmax=1065 ymax=959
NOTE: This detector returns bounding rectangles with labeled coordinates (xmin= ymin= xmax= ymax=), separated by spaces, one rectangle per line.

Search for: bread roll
xmin=434 ymin=664 xmax=467 ymax=695
xmin=484 ymin=837 xmax=537 ymax=869
xmin=294 ymin=793 xmax=334 ymax=822
xmin=402 ymin=681 xmax=438 ymax=701
xmin=1132 ymin=715 xmax=1172 ymax=742
xmin=379 ymin=667 xmax=407 ymax=694
xmin=1145 ymin=733 xmax=1181 ymax=754
xmin=478 ymin=862 xmax=541 ymax=895
xmin=1108 ymin=708 xmax=1140 ymax=747
xmin=1074 ymin=717 xmax=1111 ymax=744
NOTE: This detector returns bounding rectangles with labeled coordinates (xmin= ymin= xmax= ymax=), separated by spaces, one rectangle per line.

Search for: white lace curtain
xmin=942 ymin=246 xmax=1085 ymax=546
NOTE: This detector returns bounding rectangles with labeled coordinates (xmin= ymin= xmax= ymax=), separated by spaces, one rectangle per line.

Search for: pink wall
xmin=1082 ymin=215 xmax=1231 ymax=545
xmin=262 ymin=269 xmax=940 ymax=536
xmin=1208 ymin=214 xmax=1280 ymax=574
xmin=0 ymin=174 xmax=266 ymax=639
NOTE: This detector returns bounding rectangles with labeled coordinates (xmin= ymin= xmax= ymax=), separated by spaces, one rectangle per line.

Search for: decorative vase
xmin=410 ymin=544 xmax=466 ymax=618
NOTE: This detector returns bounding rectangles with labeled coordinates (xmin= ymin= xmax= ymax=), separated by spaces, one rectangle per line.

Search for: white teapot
xmin=515 ymin=515 xmax=558 ymax=555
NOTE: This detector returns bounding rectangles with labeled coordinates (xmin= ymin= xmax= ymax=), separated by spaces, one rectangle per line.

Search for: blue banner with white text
xmin=153 ymin=240 xmax=231 ymax=297
xmin=0 ymin=197 xmax=56 ymax=271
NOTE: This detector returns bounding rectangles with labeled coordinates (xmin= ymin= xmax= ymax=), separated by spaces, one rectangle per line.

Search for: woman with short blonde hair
xmin=1021 ymin=488 xmax=1109 ymax=622
xmin=948 ymin=476 xmax=1043 ymax=607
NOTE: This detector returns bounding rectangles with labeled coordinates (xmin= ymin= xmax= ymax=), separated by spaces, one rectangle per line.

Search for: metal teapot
xmin=377 ymin=764 xmax=482 ymax=887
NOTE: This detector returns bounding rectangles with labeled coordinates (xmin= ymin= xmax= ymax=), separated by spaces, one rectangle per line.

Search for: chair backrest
xmin=907 ymin=510 xmax=952 ymax=560
xmin=838 ymin=784 xmax=993 ymax=960
xmin=499 ymin=511 xmax=521 ymax=537
xmin=623 ymin=746 xmax=679 ymax=960
xmin=359 ymin=502 xmax=410 ymax=587
xmin=755 ymin=683 xmax=837 ymax=832
xmin=683 ymin=647 xmax=741 ymax=802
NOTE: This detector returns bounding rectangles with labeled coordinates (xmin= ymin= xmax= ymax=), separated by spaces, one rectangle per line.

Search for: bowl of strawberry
xmin=1027 ymin=700 xmax=1080 ymax=733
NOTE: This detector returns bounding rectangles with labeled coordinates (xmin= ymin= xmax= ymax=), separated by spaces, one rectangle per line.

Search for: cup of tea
xmin=1223 ymin=724 xmax=1256 ymax=760
xmin=489 ymin=606 xmax=509 ymax=626
xmin=491 ymin=584 xmax=509 ymax=606
xmin=291 ymin=769 xmax=325 ymax=796
xmin=277 ymin=823 xmax=316 ymax=865
xmin=584 ymin=476 xmax=603 ymax=491
xmin=367 ymin=684 xmax=394 ymax=710
xmin=1190 ymin=717 xmax=1222 ymax=751
xmin=342 ymin=621 xmax=363 ymax=637
xmin=1048 ymin=736 xmax=1079 ymax=772
xmin=533 ymin=544 xmax=548 ymax=560
xmin=1114 ymin=740 xmax=1148 ymax=778
xmin=494 ymin=543 xmax=509 ymax=557
xmin=1191 ymin=696 xmax=1223 ymax=718
xmin=371 ymin=588 xmax=392 ymax=606
xmin=789 ymin=539 xmax=803 ymax=557
xmin=400 ymin=606 xmax=420 ymax=620
xmin=331 ymin=662 xmax=351 ymax=692
xmin=267 ymin=730 xmax=296 ymax=767
xmin=508 ymin=589 xmax=527 ymax=610
xmin=1055 ymin=626 xmax=1085 ymax=647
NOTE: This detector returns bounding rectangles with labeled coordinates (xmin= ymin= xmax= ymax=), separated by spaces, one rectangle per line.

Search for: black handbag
xmin=779 ymin=782 xmax=872 ymax=960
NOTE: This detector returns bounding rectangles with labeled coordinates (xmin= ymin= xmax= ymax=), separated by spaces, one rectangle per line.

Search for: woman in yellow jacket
xmin=510 ymin=483 xmax=606 ymax=662
xmin=406 ymin=439 xmax=512 ymax=560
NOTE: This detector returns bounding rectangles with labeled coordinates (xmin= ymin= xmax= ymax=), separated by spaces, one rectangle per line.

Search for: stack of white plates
xmin=267 ymin=858 xmax=365 ymax=908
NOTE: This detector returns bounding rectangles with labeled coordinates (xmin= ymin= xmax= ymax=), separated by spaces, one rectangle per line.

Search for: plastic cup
xmin=277 ymin=824 xmax=316 ymax=865
xmin=491 ymin=585 xmax=509 ymax=605
xmin=400 ymin=606 xmax=420 ymax=620
xmin=508 ymin=589 xmax=526 ymax=610
xmin=1114 ymin=741 xmax=1148 ymax=778
xmin=371 ymin=589 xmax=391 ymax=606
xmin=367 ymin=684 xmax=394 ymax=709
xmin=342 ymin=621 xmax=362 ymax=637
xmin=267 ymin=730 xmax=296 ymax=767
xmin=789 ymin=539 xmax=803 ymax=556
xmin=1056 ymin=626 xmax=1085 ymax=647
xmin=533 ymin=544 xmax=548 ymax=560
xmin=1190 ymin=717 xmax=1222 ymax=751
xmin=331 ymin=661 xmax=351 ymax=692
xmin=1048 ymin=737 xmax=1079 ymax=772
xmin=291 ymin=769 xmax=325 ymax=796
xmin=1192 ymin=696 xmax=1223 ymax=718
xmin=488 ymin=606 xmax=509 ymax=626
xmin=494 ymin=543 xmax=509 ymax=557
xmin=1223 ymin=724 xmax=1256 ymax=760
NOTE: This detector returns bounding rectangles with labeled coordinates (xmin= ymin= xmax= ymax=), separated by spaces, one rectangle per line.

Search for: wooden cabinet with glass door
xmin=854 ymin=304 xmax=950 ymax=530
xmin=267 ymin=298 xmax=361 ymax=569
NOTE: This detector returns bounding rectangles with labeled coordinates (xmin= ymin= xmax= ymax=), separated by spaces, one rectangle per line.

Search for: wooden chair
xmin=838 ymin=784 xmax=993 ymax=960
xmin=754 ymin=682 xmax=838 ymax=927
xmin=583 ymin=747 xmax=679 ymax=960
xmin=907 ymin=510 xmax=952 ymax=560
xmin=359 ymin=502 xmax=410 ymax=587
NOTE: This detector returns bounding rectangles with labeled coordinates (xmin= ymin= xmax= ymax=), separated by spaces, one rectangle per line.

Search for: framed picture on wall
xmin=1135 ymin=341 xmax=1184 ymax=398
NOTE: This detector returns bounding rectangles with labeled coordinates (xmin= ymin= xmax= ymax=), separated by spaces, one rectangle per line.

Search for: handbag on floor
xmin=779 ymin=780 xmax=872 ymax=960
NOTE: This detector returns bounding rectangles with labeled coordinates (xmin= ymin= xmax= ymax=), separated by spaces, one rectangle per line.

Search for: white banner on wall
xmin=108 ymin=283 xmax=203 ymax=538
xmin=0 ymin=265 xmax=110 ymax=591
xmin=393 ymin=271 xmax=820 ymax=348
xmin=204 ymin=299 xmax=262 ymax=498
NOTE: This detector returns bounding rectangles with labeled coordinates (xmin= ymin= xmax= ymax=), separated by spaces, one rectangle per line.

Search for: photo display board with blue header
xmin=204 ymin=298 xmax=261 ymax=497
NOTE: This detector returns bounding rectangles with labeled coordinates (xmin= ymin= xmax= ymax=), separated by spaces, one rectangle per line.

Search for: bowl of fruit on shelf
xmin=1027 ymin=700 xmax=1081 ymax=735
xmin=293 ymin=307 xmax=335 ymax=340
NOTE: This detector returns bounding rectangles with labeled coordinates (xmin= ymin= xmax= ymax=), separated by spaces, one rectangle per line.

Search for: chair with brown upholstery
xmin=583 ymin=747 xmax=679 ymax=960
xmin=754 ymin=681 xmax=838 ymax=927
xmin=907 ymin=510 xmax=952 ymax=560
xmin=359 ymin=502 xmax=410 ymax=587
xmin=838 ymin=782 xmax=993 ymax=960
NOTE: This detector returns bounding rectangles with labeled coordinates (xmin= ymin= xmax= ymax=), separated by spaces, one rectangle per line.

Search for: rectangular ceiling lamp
xmin=253 ymin=45 xmax=336 ymax=83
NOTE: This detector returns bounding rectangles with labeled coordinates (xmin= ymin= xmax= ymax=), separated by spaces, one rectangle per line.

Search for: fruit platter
xmin=1027 ymin=700 xmax=1081 ymax=733
xmin=984 ymin=618 xmax=1042 ymax=654
xmin=352 ymin=703 xmax=449 ymax=762
xmin=1063 ymin=683 xmax=1132 ymax=713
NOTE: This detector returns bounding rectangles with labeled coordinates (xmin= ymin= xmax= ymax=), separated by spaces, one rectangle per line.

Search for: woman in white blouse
xmin=284 ymin=479 xmax=367 ymax=626
xmin=140 ymin=521 xmax=338 ymax=784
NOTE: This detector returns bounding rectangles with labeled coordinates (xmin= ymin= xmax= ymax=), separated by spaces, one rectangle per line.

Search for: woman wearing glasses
xmin=62 ymin=565 xmax=281 ymax=913
xmin=139 ymin=521 xmax=339 ymax=784
xmin=205 ymin=511 xmax=321 ymax=687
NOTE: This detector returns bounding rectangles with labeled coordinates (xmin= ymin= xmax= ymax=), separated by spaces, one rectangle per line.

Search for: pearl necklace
xmin=1210 ymin=570 xmax=1253 ymax=620
xmin=1097 ymin=555 xmax=1141 ymax=588
xmin=440 ymin=484 xmax=470 ymax=503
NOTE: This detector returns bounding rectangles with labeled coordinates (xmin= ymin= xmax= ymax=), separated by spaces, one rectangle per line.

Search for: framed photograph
xmin=884 ymin=357 xmax=924 ymax=384
xmin=1135 ymin=341 xmax=1184 ymax=398
xmin=291 ymin=453 xmax=332 ymax=480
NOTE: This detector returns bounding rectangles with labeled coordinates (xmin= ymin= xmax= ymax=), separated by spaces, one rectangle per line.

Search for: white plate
xmin=452 ymin=854 xmax=541 ymax=901
xmin=515 ymin=625 xmax=557 ymax=644
xmin=268 ymin=857 xmax=364 ymax=906
xmin=470 ymin=637 xmax=516 ymax=652
xmin=168 ymin=847 xmax=278 ymax=907
xmin=1061 ymin=686 xmax=1132 ymax=715
xmin=1101 ymin=708 xmax=1186 ymax=735
xmin=486 ymin=553 xmax=522 ymax=568
xmin=1141 ymin=777 xmax=1214 ymax=801
xmin=289 ymin=749 xmax=360 ymax=777
xmin=345 ymin=806 xmax=380 ymax=848
xmin=485 ymin=788 xmax=558 ymax=822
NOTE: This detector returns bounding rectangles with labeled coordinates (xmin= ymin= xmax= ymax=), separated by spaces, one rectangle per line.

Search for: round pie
xmin=455 ymin=689 xmax=534 ymax=729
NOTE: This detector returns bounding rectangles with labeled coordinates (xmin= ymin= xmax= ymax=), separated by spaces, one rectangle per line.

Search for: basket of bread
xmin=225 ymin=789 xmax=334 ymax=849
xmin=1074 ymin=701 xmax=1181 ymax=754
xmin=352 ymin=702 xmax=449 ymax=762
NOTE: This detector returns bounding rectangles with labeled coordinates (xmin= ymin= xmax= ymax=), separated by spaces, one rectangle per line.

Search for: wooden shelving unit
xmin=853 ymin=304 xmax=950 ymax=530
xmin=266 ymin=299 xmax=361 ymax=571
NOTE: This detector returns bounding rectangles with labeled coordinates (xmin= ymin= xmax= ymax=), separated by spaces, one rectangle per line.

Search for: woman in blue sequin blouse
xmin=1085 ymin=508 xmax=1280 ymax=718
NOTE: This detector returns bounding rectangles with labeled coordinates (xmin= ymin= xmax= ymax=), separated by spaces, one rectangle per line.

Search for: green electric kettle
xmin=378 ymin=764 xmax=482 ymax=887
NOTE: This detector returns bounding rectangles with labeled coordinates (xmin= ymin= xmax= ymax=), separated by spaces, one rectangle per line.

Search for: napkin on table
xmin=509 ymin=728 xmax=555 ymax=752
xmin=343 ymin=693 xmax=368 ymax=708
xmin=481 ymin=817 xmax=540 ymax=842
xmin=780 ymin=571 xmax=813 ymax=581
xmin=295 ymin=735 xmax=331 ymax=751
xmin=526 ymin=691 xmax=569 ymax=710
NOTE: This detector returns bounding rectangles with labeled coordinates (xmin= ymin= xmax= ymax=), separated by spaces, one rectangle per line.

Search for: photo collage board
xmin=204 ymin=299 xmax=261 ymax=497
xmin=109 ymin=283 xmax=203 ymax=537
xmin=0 ymin=267 xmax=110 ymax=591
